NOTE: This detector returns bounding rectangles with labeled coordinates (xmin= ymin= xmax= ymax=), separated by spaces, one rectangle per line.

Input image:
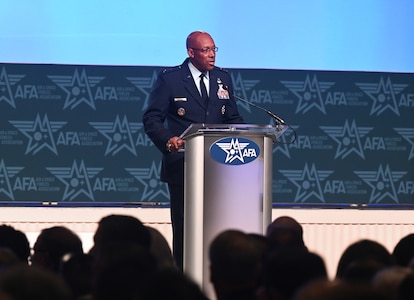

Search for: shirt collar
xmin=188 ymin=61 xmax=209 ymax=80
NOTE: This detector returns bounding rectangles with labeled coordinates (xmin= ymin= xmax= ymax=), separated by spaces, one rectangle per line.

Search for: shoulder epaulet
xmin=162 ymin=65 xmax=182 ymax=74
xmin=215 ymin=66 xmax=229 ymax=74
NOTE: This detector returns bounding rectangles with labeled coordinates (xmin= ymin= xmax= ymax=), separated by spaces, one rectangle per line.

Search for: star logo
xmin=47 ymin=160 xmax=103 ymax=201
xmin=126 ymin=161 xmax=169 ymax=202
xmin=48 ymin=68 xmax=104 ymax=110
xmin=355 ymin=76 xmax=408 ymax=116
xmin=281 ymin=74 xmax=335 ymax=114
xmin=271 ymin=117 xmax=298 ymax=159
xmin=273 ymin=133 xmax=291 ymax=158
xmin=320 ymin=120 xmax=373 ymax=159
xmin=279 ymin=163 xmax=333 ymax=203
xmin=90 ymin=115 xmax=141 ymax=156
xmin=230 ymin=72 xmax=260 ymax=114
xmin=394 ymin=127 xmax=414 ymax=160
xmin=216 ymin=138 xmax=250 ymax=164
xmin=0 ymin=159 xmax=24 ymax=200
xmin=0 ymin=67 xmax=25 ymax=108
xmin=127 ymin=70 xmax=158 ymax=111
xmin=355 ymin=164 xmax=406 ymax=204
xmin=9 ymin=114 xmax=67 ymax=155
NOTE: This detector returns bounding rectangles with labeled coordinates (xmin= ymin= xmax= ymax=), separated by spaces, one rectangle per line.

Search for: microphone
xmin=223 ymin=85 xmax=287 ymax=125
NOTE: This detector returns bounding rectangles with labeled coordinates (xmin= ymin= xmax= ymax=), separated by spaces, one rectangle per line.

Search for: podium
xmin=180 ymin=123 xmax=287 ymax=299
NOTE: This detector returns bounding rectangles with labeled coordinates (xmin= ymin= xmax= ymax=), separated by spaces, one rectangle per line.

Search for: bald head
xmin=186 ymin=31 xmax=212 ymax=49
xmin=186 ymin=31 xmax=216 ymax=72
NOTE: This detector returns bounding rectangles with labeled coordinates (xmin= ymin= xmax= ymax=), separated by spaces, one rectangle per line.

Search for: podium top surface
xmin=179 ymin=123 xmax=288 ymax=142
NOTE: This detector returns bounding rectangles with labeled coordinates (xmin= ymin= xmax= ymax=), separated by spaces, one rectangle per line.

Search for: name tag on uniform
xmin=174 ymin=97 xmax=187 ymax=102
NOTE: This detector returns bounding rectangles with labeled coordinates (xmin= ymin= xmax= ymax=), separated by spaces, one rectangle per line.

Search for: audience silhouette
xmin=61 ymin=252 xmax=94 ymax=300
xmin=293 ymin=278 xmax=389 ymax=300
xmin=0 ymin=264 xmax=72 ymax=300
xmin=139 ymin=268 xmax=209 ymax=300
xmin=0 ymin=248 xmax=20 ymax=272
xmin=266 ymin=216 xmax=306 ymax=250
xmin=89 ymin=214 xmax=156 ymax=300
xmin=147 ymin=226 xmax=176 ymax=270
xmin=208 ymin=229 xmax=263 ymax=300
xmin=258 ymin=247 xmax=327 ymax=300
xmin=335 ymin=239 xmax=395 ymax=284
xmin=396 ymin=272 xmax=414 ymax=300
xmin=90 ymin=214 xmax=151 ymax=256
xmin=31 ymin=225 xmax=84 ymax=273
xmin=92 ymin=241 xmax=157 ymax=300
xmin=0 ymin=224 xmax=31 ymax=264
xmin=392 ymin=233 xmax=414 ymax=267
xmin=371 ymin=265 xmax=414 ymax=300
xmin=3 ymin=213 xmax=414 ymax=300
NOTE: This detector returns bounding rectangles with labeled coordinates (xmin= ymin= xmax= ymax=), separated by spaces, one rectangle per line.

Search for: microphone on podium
xmin=223 ymin=85 xmax=287 ymax=125
xmin=223 ymin=85 xmax=296 ymax=144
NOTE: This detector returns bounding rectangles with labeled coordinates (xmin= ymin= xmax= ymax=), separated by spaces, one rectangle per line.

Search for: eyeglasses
xmin=191 ymin=47 xmax=218 ymax=54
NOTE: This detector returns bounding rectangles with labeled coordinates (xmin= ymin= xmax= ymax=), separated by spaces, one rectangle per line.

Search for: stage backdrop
xmin=0 ymin=63 xmax=413 ymax=206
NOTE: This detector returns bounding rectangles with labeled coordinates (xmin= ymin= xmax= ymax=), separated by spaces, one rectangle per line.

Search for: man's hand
xmin=166 ymin=136 xmax=185 ymax=152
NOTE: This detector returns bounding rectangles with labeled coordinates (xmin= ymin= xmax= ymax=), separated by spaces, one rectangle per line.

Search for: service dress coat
xmin=143 ymin=58 xmax=245 ymax=184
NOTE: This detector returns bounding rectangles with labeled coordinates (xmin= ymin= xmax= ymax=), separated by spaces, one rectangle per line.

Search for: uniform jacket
xmin=143 ymin=58 xmax=245 ymax=184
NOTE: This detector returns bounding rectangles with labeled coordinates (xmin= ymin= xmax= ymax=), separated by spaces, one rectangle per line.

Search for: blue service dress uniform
xmin=142 ymin=57 xmax=244 ymax=269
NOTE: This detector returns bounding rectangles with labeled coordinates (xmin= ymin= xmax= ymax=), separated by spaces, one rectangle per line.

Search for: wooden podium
xmin=180 ymin=123 xmax=287 ymax=299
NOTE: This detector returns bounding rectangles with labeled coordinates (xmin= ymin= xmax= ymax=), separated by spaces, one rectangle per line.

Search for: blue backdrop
xmin=1 ymin=63 xmax=413 ymax=206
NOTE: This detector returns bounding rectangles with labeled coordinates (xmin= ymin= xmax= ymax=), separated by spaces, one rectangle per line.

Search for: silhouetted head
xmin=266 ymin=216 xmax=306 ymax=250
xmin=92 ymin=214 xmax=151 ymax=256
xmin=0 ymin=225 xmax=31 ymax=264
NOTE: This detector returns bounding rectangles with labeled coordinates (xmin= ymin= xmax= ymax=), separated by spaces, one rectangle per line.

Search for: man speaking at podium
xmin=142 ymin=30 xmax=244 ymax=270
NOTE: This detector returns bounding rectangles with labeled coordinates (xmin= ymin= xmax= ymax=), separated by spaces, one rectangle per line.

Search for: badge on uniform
xmin=177 ymin=107 xmax=185 ymax=116
xmin=217 ymin=78 xmax=230 ymax=100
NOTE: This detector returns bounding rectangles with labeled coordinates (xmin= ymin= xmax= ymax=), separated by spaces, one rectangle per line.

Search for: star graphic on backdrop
xmin=281 ymin=74 xmax=335 ymax=115
xmin=0 ymin=160 xmax=24 ymax=200
xmin=321 ymin=120 xmax=373 ymax=160
xmin=127 ymin=70 xmax=158 ymax=111
xmin=272 ymin=117 xmax=298 ymax=159
xmin=355 ymin=164 xmax=406 ymax=204
xmin=0 ymin=67 xmax=25 ymax=108
xmin=230 ymin=72 xmax=261 ymax=114
xmin=90 ymin=115 xmax=140 ymax=156
xmin=47 ymin=160 xmax=103 ymax=201
xmin=279 ymin=163 xmax=333 ymax=203
xmin=394 ymin=127 xmax=414 ymax=160
xmin=355 ymin=77 xmax=408 ymax=116
xmin=126 ymin=161 xmax=169 ymax=202
xmin=48 ymin=68 xmax=104 ymax=110
xmin=9 ymin=114 xmax=66 ymax=155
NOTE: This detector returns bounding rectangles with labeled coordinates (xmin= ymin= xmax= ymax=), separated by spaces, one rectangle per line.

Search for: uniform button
xmin=206 ymin=111 xmax=210 ymax=115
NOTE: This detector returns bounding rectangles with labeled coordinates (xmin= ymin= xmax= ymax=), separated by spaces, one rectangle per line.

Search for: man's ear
xmin=187 ymin=48 xmax=194 ymax=58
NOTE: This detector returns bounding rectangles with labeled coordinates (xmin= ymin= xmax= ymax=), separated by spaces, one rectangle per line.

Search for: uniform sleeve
xmin=142 ymin=73 xmax=174 ymax=154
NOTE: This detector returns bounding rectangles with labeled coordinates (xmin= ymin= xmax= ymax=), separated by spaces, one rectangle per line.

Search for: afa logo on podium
xmin=210 ymin=137 xmax=260 ymax=165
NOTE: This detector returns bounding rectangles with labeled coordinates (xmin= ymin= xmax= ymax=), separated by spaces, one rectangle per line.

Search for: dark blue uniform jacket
xmin=143 ymin=58 xmax=244 ymax=184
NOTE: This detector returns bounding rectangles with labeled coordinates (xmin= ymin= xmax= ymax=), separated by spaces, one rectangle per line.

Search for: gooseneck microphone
xmin=223 ymin=85 xmax=297 ymax=144
xmin=222 ymin=85 xmax=286 ymax=125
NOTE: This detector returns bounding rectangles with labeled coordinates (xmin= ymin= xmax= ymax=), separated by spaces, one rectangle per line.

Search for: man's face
xmin=187 ymin=33 xmax=216 ymax=72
